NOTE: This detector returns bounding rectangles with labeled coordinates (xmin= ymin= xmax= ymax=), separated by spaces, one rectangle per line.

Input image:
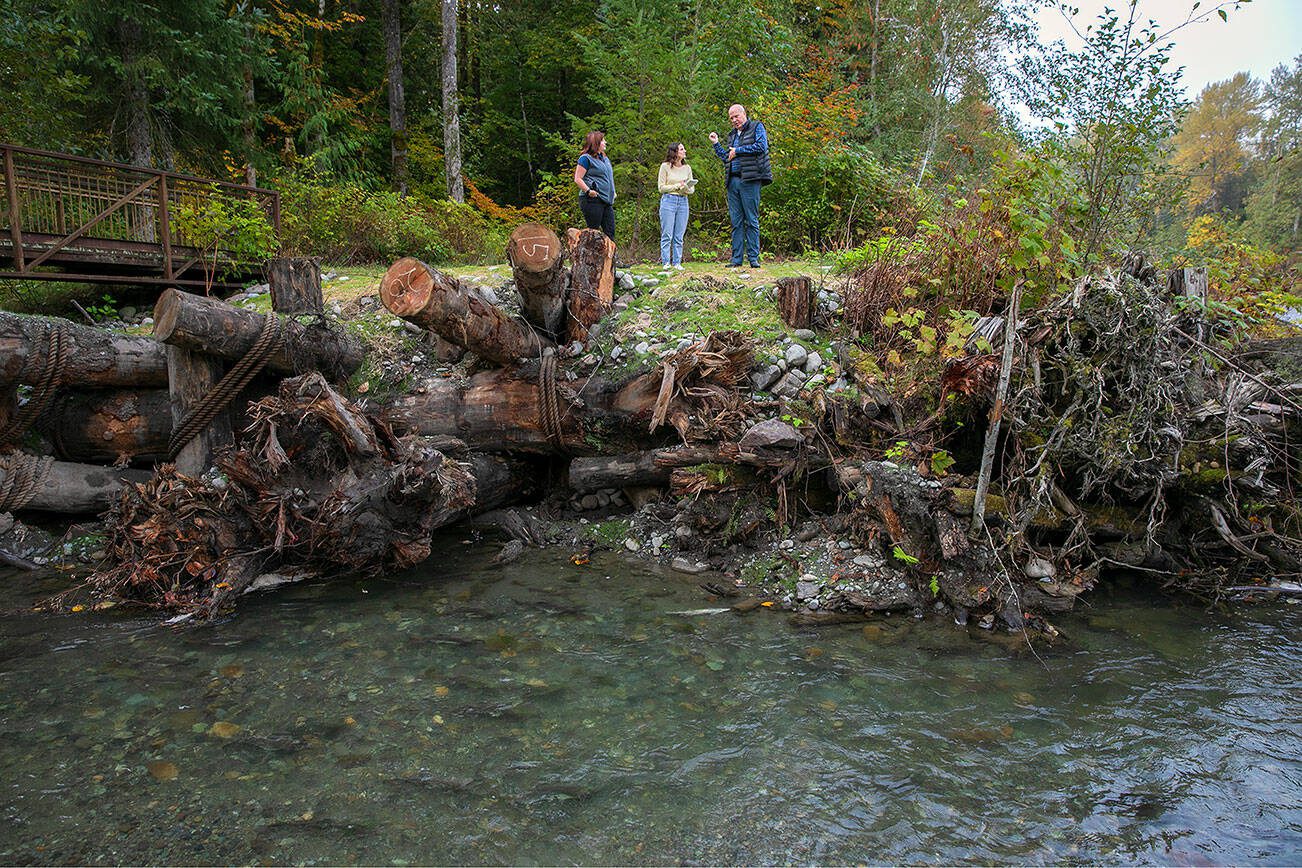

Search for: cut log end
xmin=151 ymin=288 xmax=183 ymax=344
xmin=380 ymin=257 xmax=436 ymax=318
xmin=507 ymin=223 xmax=562 ymax=274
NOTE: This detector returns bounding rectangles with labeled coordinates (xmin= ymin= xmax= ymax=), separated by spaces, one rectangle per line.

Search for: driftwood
xmin=267 ymin=256 xmax=324 ymax=315
xmin=37 ymin=388 xmax=172 ymax=465
xmin=382 ymin=370 xmax=594 ymax=453
xmin=152 ymin=288 xmax=364 ymax=381
xmin=381 ymin=334 xmax=753 ymax=455
xmin=508 ymin=223 xmax=568 ymax=339
xmin=565 ymin=228 xmax=615 ymax=343
xmin=0 ymin=311 xmax=168 ymax=388
xmin=380 ymin=257 xmax=552 ymax=365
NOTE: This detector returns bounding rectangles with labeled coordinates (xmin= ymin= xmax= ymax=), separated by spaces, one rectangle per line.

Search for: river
xmin=1 ymin=532 xmax=1299 ymax=864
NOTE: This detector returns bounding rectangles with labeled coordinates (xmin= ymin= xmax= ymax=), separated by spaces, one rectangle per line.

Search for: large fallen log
xmin=37 ymin=388 xmax=172 ymax=465
xmin=381 ymin=257 xmax=552 ymax=366
xmin=381 ymin=369 xmax=616 ymax=454
xmin=0 ymin=453 xmax=151 ymax=514
xmin=0 ymin=312 xmax=168 ymax=388
xmin=508 ymin=223 xmax=568 ymax=339
xmin=380 ymin=332 xmax=753 ymax=454
xmin=152 ymin=288 xmax=364 ymax=381
xmin=568 ymin=446 xmax=728 ymax=492
xmin=566 ymin=228 xmax=615 ymax=343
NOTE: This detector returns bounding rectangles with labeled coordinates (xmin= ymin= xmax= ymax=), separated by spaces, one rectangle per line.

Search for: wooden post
xmin=158 ymin=175 xmax=173 ymax=280
xmin=776 ymin=276 xmax=814 ymax=330
xmin=566 ymin=228 xmax=615 ymax=343
xmin=507 ymin=223 xmax=567 ymax=338
xmin=167 ymin=346 xmax=233 ymax=476
xmin=267 ymin=256 xmax=324 ymax=315
xmin=3 ymin=147 xmax=24 ymax=272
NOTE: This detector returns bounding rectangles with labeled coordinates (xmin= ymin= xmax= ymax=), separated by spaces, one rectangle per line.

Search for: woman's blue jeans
xmin=659 ymin=194 xmax=689 ymax=266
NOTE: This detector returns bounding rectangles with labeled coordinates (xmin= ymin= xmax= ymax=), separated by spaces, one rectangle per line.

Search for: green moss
xmin=588 ymin=519 xmax=630 ymax=545
xmin=740 ymin=554 xmax=782 ymax=585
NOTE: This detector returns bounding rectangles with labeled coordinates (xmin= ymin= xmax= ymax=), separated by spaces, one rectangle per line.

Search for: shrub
xmin=172 ymin=187 xmax=278 ymax=288
xmin=761 ymin=145 xmax=909 ymax=255
xmin=276 ymin=173 xmax=510 ymax=264
xmin=1179 ymin=214 xmax=1300 ymax=331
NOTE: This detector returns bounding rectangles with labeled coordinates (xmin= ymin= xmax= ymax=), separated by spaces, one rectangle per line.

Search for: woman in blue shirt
xmin=573 ymin=131 xmax=616 ymax=242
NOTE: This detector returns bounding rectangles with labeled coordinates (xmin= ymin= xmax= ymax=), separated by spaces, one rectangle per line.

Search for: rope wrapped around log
xmin=538 ymin=351 xmax=570 ymax=454
xmin=0 ymin=322 xmax=69 ymax=446
xmin=0 ymin=451 xmax=54 ymax=513
xmin=167 ymin=313 xmax=284 ymax=461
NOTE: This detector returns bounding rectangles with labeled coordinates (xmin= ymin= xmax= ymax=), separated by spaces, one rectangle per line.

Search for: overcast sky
xmin=1033 ymin=0 xmax=1302 ymax=97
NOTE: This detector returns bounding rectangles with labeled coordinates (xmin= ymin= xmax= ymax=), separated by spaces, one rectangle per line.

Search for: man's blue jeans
xmin=659 ymin=194 xmax=689 ymax=266
xmin=726 ymin=175 xmax=761 ymax=265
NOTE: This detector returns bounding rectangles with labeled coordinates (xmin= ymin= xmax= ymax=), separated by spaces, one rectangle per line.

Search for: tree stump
xmin=267 ymin=256 xmax=324 ymax=316
xmin=507 ymin=223 xmax=567 ymax=339
xmin=566 ymin=228 xmax=615 ymax=343
xmin=776 ymin=276 xmax=814 ymax=330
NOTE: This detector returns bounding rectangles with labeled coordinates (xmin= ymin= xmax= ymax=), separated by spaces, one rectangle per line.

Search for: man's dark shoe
xmin=725 ymin=262 xmax=743 ymax=268
xmin=749 ymin=262 xmax=761 ymax=269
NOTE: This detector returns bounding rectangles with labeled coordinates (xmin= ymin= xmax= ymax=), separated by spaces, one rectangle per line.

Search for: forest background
xmin=0 ymin=0 xmax=1297 ymax=311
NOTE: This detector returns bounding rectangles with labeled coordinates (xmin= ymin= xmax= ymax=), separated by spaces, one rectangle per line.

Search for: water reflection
xmin=0 ymin=534 xmax=1298 ymax=864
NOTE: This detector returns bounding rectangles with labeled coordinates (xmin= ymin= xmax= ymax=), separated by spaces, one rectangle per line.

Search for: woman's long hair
xmin=664 ymin=142 xmax=685 ymax=166
xmin=580 ymin=131 xmax=607 ymax=160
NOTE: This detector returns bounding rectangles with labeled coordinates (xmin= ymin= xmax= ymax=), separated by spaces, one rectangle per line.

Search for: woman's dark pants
xmin=579 ymin=196 xmax=616 ymax=242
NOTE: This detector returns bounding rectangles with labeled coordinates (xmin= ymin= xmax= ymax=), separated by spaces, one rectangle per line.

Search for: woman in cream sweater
xmin=657 ymin=143 xmax=695 ymax=268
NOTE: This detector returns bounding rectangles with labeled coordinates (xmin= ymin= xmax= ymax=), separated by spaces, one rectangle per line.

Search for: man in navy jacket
xmin=710 ymin=104 xmax=772 ymax=268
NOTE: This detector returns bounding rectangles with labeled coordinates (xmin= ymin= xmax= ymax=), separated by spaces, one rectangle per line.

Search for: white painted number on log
xmin=519 ymin=236 xmax=551 ymax=258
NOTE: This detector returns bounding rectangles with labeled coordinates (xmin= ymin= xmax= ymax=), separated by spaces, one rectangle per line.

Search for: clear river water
xmin=0 ymin=532 xmax=1299 ymax=865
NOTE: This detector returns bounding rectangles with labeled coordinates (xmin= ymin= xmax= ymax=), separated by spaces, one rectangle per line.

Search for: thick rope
xmin=0 ymin=321 xmax=69 ymax=446
xmin=538 ymin=351 xmax=569 ymax=454
xmin=0 ymin=451 xmax=53 ymax=513
xmin=168 ymin=313 xmax=283 ymax=461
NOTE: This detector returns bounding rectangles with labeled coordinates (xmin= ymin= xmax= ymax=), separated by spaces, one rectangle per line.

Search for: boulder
xmin=739 ymin=418 xmax=803 ymax=452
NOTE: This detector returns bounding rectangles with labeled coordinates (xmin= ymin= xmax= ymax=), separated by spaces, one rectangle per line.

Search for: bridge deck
xmin=0 ymin=144 xmax=279 ymax=293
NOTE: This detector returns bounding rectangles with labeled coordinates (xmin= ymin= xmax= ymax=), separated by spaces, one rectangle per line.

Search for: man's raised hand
xmin=708 ymin=132 xmax=719 ymax=144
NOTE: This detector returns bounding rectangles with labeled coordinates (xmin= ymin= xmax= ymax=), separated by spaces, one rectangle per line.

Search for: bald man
xmin=709 ymin=104 xmax=772 ymax=268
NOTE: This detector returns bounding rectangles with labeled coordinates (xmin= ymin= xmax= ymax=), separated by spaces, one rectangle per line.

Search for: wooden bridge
xmin=0 ymin=144 xmax=279 ymax=294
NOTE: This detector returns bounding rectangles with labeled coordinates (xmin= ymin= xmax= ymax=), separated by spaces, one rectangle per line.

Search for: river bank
xmin=2 ymin=240 xmax=1299 ymax=631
